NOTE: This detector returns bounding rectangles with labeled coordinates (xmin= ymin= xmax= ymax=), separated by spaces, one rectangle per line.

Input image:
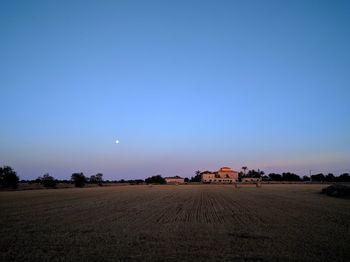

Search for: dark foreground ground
xmin=0 ymin=184 xmax=349 ymax=261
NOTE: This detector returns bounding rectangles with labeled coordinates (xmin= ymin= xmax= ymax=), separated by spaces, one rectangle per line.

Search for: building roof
xmin=200 ymin=171 xmax=214 ymax=174
xmin=165 ymin=176 xmax=183 ymax=179
xmin=219 ymin=167 xmax=233 ymax=171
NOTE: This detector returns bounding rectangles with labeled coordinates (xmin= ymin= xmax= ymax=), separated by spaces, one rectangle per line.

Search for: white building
xmin=201 ymin=167 xmax=239 ymax=183
xmin=165 ymin=176 xmax=185 ymax=184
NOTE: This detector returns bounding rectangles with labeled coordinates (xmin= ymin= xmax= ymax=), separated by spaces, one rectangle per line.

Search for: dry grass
xmin=0 ymin=184 xmax=349 ymax=261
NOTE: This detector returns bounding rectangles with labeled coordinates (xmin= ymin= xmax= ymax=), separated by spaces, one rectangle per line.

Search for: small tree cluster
xmin=37 ymin=173 xmax=57 ymax=188
xmin=0 ymin=166 xmax=19 ymax=189
xmin=89 ymin=173 xmax=103 ymax=186
xmin=246 ymin=169 xmax=264 ymax=178
xmin=311 ymin=173 xmax=350 ymax=182
xmin=190 ymin=170 xmax=202 ymax=182
xmin=267 ymin=173 xmax=301 ymax=181
xmin=71 ymin=172 xmax=86 ymax=187
xmin=145 ymin=175 xmax=166 ymax=184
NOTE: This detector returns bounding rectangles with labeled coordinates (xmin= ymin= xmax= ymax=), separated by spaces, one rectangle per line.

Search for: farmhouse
xmin=201 ymin=167 xmax=239 ymax=183
xmin=165 ymin=176 xmax=185 ymax=184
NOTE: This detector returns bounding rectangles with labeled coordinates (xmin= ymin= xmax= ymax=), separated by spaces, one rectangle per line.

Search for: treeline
xmin=2 ymin=165 xmax=350 ymax=190
xmin=259 ymin=172 xmax=349 ymax=182
xmin=237 ymin=166 xmax=350 ymax=182
xmin=0 ymin=165 xmax=161 ymax=190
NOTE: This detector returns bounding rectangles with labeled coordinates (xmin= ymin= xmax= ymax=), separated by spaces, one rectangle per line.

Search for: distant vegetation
xmin=145 ymin=175 xmax=166 ymax=184
xmin=71 ymin=173 xmax=86 ymax=187
xmin=1 ymin=165 xmax=350 ymax=190
xmin=190 ymin=170 xmax=201 ymax=182
xmin=266 ymin=172 xmax=301 ymax=181
xmin=36 ymin=173 xmax=57 ymax=188
xmin=89 ymin=173 xmax=103 ymax=186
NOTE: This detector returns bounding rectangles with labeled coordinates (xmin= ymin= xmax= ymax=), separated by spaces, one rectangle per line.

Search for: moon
xmin=115 ymin=139 xmax=120 ymax=144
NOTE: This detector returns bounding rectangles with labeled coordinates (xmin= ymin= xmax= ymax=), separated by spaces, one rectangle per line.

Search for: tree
xmin=302 ymin=175 xmax=311 ymax=181
xmin=90 ymin=173 xmax=103 ymax=186
xmin=247 ymin=169 xmax=264 ymax=178
xmin=338 ymin=173 xmax=350 ymax=182
xmin=268 ymin=173 xmax=282 ymax=181
xmin=325 ymin=173 xmax=335 ymax=182
xmin=190 ymin=170 xmax=202 ymax=182
xmin=184 ymin=177 xmax=189 ymax=183
xmin=145 ymin=175 xmax=166 ymax=184
xmin=311 ymin=173 xmax=325 ymax=182
xmin=37 ymin=173 xmax=56 ymax=188
xmin=0 ymin=166 xmax=19 ymax=189
xmin=282 ymin=172 xmax=301 ymax=181
xmin=71 ymin=172 xmax=86 ymax=187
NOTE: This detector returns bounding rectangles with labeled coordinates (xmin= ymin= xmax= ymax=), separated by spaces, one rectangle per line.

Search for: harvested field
xmin=0 ymin=184 xmax=349 ymax=261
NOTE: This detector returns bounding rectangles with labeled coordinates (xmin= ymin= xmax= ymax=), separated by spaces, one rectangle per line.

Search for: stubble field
xmin=0 ymin=184 xmax=349 ymax=261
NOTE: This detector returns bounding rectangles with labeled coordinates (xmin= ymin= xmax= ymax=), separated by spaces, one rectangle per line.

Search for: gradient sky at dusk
xmin=1 ymin=0 xmax=350 ymax=180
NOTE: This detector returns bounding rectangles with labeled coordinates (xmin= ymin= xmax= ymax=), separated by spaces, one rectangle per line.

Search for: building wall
xmin=165 ymin=178 xmax=184 ymax=184
xmin=201 ymin=173 xmax=215 ymax=183
xmin=201 ymin=168 xmax=238 ymax=183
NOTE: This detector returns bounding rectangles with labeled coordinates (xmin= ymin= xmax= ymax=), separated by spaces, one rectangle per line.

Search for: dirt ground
xmin=0 ymin=184 xmax=349 ymax=261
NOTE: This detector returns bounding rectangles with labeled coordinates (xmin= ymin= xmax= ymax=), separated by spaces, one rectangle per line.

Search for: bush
xmin=37 ymin=173 xmax=57 ymax=188
xmin=321 ymin=184 xmax=350 ymax=199
xmin=89 ymin=173 xmax=103 ymax=186
xmin=0 ymin=166 xmax=19 ymax=189
xmin=71 ymin=172 xmax=86 ymax=187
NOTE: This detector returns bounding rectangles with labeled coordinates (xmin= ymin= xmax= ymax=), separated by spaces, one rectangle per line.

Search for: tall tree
xmin=190 ymin=170 xmax=202 ymax=182
xmin=0 ymin=166 xmax=19 ymax=189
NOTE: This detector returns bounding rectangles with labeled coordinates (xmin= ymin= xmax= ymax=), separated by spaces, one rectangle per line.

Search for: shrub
xmin=321 ymin=184 xmax=350 ymax=199
xmin=37 ymin=173 xmax=57 ymax=188
xmin=89 ymin=173 xmax=103 ymax=186
xmin=71 ymin=172 xmax=86 ymax=187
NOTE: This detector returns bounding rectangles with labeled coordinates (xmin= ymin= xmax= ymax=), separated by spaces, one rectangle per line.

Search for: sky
xmin=1 ymin=0 xmax=350 ymax=180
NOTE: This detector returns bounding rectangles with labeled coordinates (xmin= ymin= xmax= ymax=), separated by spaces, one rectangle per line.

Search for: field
xmin=1 ymin=184 xmax=349 ymax=261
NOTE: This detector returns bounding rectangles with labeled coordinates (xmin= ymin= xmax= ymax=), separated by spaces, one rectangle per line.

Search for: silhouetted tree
xmin=71 ymin=172 xmax=86 ymax=187
xmin=190 ymin=170 xmax=202 ymax=182
xmin=311 ymin=173 xmax=325 ymax=182
xmin=0 ymin=166 xmax=19 ymax=189
xmin=302 ymin=175 xmax=311 ymax=181
xmin=337 ymin=173 xmax=350 ymax=182
xmin=247 ymin=169 xmax=264 ymax=178
xmin=184 ymin=177 xmax=189 ymax=183
xmin=129 ymin=179 xmax=144 ymax=184
xmin=325 ymin=173 xmax=335 ymax=182
xmin=90 ymin=173 xmax=103 ymax=186
xmin=37 ymin=173 xmax=56 ymax=188
xmin=145 ymin=175 xmax=166 ymax=184
xmin=268 ymin=173 xmax=282 ymax=181
xmin=282 ymin=172 xmax=301 ymax=181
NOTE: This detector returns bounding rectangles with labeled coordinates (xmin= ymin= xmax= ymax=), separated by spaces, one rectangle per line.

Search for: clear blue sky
xmin=1 ymin=0 xmax=349 ymax=180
